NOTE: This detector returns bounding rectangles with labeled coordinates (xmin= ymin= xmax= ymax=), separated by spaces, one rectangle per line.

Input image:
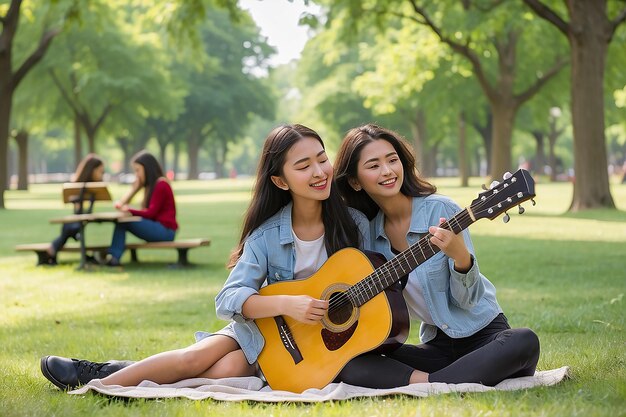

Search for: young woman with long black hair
xmin=334 ymin=124 xmax=540 ymax=387
xmin=40 ymin=124 xmax=370 ymax=390
xmin=104 ymin=151 xmax=178 ymax=266
xmin=46 ymin=154 xmax=105 ymax=265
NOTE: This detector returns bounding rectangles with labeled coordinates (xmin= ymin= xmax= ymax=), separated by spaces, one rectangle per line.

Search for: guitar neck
xmin=347 ymin=207 xmax=476 ymax=307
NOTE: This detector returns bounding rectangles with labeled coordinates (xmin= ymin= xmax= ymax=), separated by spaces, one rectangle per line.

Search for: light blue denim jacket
xmin=369 ymin=195 xmax=502 ymax=343
xmin=213 ymin=202 xmax=370 ymax=364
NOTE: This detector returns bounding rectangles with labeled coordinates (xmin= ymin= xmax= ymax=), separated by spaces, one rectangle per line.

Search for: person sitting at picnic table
xmin=102 ymin=151 xmax=178 ymax=266
xmin=45 ymin=154 xmax=105 ymax=266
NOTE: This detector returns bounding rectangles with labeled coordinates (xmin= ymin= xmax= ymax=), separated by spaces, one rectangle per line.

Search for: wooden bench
xmin=126 ymin=239 xmax=211 ymax=266
xmin=15 ymin=238 xmax=211 ymax=267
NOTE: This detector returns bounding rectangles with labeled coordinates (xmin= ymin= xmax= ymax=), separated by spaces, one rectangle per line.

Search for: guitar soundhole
xmin=327 ymin=291 xmax=354 ymax=326
xmin=321 ymin=283 xmax=358 ymax=332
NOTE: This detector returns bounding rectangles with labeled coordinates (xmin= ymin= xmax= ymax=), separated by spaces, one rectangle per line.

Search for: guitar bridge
xmin=273 ymin=316 xmax=303 ymax=365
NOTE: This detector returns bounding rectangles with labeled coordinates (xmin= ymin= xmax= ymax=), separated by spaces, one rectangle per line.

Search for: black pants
xmin=337 ymin=314 xmax=540 ymax=388
xmin=51 ymin=222 xmax=81 ymax=253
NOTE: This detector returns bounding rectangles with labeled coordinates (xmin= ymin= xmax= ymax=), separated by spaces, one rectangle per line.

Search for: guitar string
xmin=325 ymin=188 xmax=523 ymax=314
xmin=280 ymin=215 xmax=469 ymax=335
xmin=326 ymin=222 xmax=458 ymax=312
xmin=281 ymin=200 xmax=515 ymax=334
xmin=328 ymin=189 xmax=517 ymax=312
xmin=333 ymin=184 xmax=530 ymax=313
xmin=281 ymin=182 xmax=527 ymax=331
xmin=325 ymin=214 xmax=467 ymax=313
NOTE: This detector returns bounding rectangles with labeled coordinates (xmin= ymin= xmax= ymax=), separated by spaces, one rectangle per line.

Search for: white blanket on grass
xmin=68 ymin=366 xmax=569 ymax=402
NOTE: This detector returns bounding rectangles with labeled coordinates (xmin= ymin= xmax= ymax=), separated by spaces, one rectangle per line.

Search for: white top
xmin=293 ymin=231 xmax=327 ymax=279
xmin=403 ymin=270 xmax=435 ymax=325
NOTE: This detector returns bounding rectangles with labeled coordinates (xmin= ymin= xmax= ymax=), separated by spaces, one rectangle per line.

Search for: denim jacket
xmin=214 ymin=202 xmax=370 ymax=364
xmin=369 ymin=195 xmax=502 ymax=343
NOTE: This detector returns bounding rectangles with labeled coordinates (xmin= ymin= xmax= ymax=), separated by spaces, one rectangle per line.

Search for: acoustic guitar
xmin=255 ymin=169 xmax=536 ymax=392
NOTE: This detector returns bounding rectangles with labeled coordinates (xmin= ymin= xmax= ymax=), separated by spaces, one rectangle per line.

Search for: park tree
xmin=295 ymin=23 xmax=413 ymax=159
xmin=10 ymin=82 xmax=56 ymax=189
xmin=296 ymin=30 xmax=383 ymax=141
xmin=348 ymin=23 xmax=444 ymax=174
xmin=41 ymin=2 xmax=182 ymax=160
xmin=348 ymin=20 xmax=488 ymax=182
xmin=10 ymin=12 xmax=69 ymax=190
xmin=0 ymin=0 xmax=71 ymax=207
xmin=522 ymin=0 xmax=626 ymax=210
xmin=0 ymin=0 xmax=240 ymax=208
xmin=514 ymin=65 xmax=570 ymax=181
xmin=175 ymin=7 xmax=274 ymax=179
xmin=323 ymin=0 xmax=568 ymax=181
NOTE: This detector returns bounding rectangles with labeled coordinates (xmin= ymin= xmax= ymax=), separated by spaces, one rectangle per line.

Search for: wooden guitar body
xmin=255 ymin=248 xmax=409 ymax=393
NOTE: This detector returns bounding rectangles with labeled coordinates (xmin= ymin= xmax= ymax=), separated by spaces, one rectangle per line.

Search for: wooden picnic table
xmin=49 ymin=211 xmax=140 ymax=269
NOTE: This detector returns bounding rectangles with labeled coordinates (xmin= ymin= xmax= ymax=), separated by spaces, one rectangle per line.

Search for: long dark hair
xmin=335 ymin=124 xmax=437 ymax=219
xmin=227 ymin=124 xmax=362 ymax=268
xmin=132 ymin=151 xmax=165 ymax=209
xmin=74 ymin=154 xmax=104 ymax=182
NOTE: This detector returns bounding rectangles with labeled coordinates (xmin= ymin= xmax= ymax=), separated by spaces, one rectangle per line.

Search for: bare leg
xmin=100 ymin=335 xmax=240 ymax=386
xmin=409 ymin=369 xmax=429 ymax=384
xmin=196 ymin=350 xmax=256 ymax=379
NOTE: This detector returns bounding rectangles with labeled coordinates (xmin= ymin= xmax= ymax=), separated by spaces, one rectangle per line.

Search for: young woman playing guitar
xmin=40 ymin=124 xmax=371 ymax=390
xmin=334 ymin=124 xmax=540 ymax=387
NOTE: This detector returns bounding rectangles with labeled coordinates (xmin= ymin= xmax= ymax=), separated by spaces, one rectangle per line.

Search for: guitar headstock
xmin=470 ymin=169 xmax=536 ymax=221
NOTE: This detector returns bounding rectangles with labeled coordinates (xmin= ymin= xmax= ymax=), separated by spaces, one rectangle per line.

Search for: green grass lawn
xmin=1 ymin=177 xmax=625 ymax=417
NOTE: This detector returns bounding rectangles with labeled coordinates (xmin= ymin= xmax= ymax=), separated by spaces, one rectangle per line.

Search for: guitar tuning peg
xmin=531 ymin=199 xmax=536 ymax=206
xmin=490 ymin=180 xmax=500 ymax=189
xmin=481 ymin=184 xmax=488 ymax=191
xmin=502 ymin=212 xmax=510 ymax=223
xmin=503 ymin=172 xmax=512 ymax=180
xmin=518 ymin=205 xmax=525 ymax=215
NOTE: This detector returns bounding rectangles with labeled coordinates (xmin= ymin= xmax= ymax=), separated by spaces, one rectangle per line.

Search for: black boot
xmin=40 ymin=355 xmax=135 ymax=390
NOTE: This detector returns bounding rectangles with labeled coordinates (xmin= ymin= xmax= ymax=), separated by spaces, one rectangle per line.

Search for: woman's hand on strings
xmin=429 ymin=217 xmax=472 ymax=272
xmin=285 ymin=295 xmax=328 ymax=325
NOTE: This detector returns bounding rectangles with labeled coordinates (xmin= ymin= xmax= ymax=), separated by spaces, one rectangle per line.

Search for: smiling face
xmin=271 ymin=136 xmax=333 ymax=204
xmin=352 ymin=139 xmax=404 ymax=200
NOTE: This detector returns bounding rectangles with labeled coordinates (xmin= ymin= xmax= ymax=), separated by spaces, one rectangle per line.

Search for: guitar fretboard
xmin=346 ymin=208 xmax=474 ymax=307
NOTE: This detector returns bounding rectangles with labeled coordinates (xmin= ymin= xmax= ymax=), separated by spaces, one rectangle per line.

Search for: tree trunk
xmin=0 ymin=1 xmax=60 ymax=207
xmin=0 ymin=0 xmax=17 ymax=205
xmin=74 ymin=115 xmax=82 ymax=168
xmin=188 ymin=131 xmax=200 ymax=180
xmin=531 ymin=130 xmax=546 ymax=175
xmin=213 ymin=143 xmax=224 ymax=179
xmin=458 ymin=112 xmax=468 ymax=187
xmin=173 ymin=141 xmax=180 ymax=180
xmin=7 ymin=142 xmax=15 ymax=187
xmin=85 ymin=125 xmax=96 ymax=154
xmin=473 ymin=146 xmax=482 ymax=177
xmin=490 ymin=103 xmax=516 ymax=180
xmin=409 ymin=109 xmax=426 ymax=172
xmin=547 ymin=112 xmax=563 ymax=182
xmin=423 ymin=141 xmax=439 ymax=179
xmin=568 ymin=0 xmax=615 ymax=210
xmin=14 ymin=129 xmax=27 ymax=190
xmin=471 ymin=108 xmax=493 ymax=175
xmin=158 ymin=140 xmax=167 ymax=171
xmin=548 ymin=133 xmax=558 ymax=182
xmin=115 ymin=136 xmax=131 ymax=174
xmin=0 ymin=86 xmax=13 ymax=207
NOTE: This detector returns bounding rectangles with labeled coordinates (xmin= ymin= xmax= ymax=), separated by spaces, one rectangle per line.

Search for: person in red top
xmin=105 ymin=151 xmax=178 ymax=266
